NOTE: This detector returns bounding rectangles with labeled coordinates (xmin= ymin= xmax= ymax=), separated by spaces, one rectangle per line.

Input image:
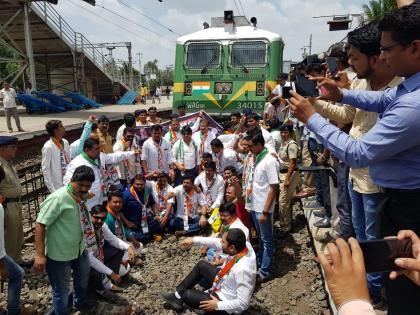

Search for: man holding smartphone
xmin=315 ymin=22 xmax=403 ymax=303
xmin=290 ymin=3 xmax=420 ymax=314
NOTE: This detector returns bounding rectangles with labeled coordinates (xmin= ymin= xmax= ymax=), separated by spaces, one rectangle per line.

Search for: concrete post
xmin=127 ymin=42 xmax=133 ymax=90
xmin=23 ymin=2 xmax=37 ymax=90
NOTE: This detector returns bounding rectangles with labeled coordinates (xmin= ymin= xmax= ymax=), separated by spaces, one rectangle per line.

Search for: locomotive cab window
xmin=230 ymin=41 xmax=268 ymax=68
xmin=185 ymin=42 xmax=221 ymax=69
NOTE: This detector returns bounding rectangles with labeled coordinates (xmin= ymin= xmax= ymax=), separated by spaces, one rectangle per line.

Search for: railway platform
xmin=0 ymin=97 xmax=173 ymax=141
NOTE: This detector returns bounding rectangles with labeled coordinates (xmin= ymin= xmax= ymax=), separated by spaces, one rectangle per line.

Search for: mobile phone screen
xmin=326 ymin=57 xmax=338 ymax=76
xmin=282 ymin=86 xmax=292 ymax=99
xmin=295 ymin=74 xmax=319 ymax=97
xmin=359 ymin=238 xmax=413 ymax=273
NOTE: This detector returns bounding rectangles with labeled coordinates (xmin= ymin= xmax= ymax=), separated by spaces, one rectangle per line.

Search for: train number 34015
xmin=237 ymin=101 xmax=264 ymax=110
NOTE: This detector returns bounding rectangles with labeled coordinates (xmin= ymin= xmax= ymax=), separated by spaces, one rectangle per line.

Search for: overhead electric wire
xmin=66 ymin=0 xmax=175 ymax=51
xmin=232 ymin=0 xmax=241 ymax=15
xmin=116 ymin=0 xmax=182 ymax=36
xmin=238 ymin=0 xmax=247 ymax=17
xmin=95 ymin=3 xmax=176 ymax=44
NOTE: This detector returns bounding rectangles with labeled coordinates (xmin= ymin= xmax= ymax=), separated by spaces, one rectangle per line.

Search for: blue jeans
xmin=349 ymin=181 xmax=382 ymax=295
xmin=46 ymin=251 xmax=90 ymax=315
xmin=4 ymin=255 xmax=24 ymax=315
xmin=128 ymin=216 xmax=162 ymax=242
xmin=336 ymin=162 xmax=353 ymax=239
xmin=308 ymin=138 xmax=331 ymax=216
xmin=169 ymin=216 xmax=201 ymax=235
xmin=251 ymin=211 xmax=274 ymax=278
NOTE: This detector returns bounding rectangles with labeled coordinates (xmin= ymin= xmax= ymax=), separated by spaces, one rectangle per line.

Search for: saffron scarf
xmin=51 ymin=137 xmax=69 ymax=177
xmin=130 ymin=185 xmax=150 ymax=234
xmin=211 ymin=247 xmax=249 ymax=293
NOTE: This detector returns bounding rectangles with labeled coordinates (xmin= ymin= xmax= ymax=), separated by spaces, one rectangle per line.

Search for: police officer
xmin=278 ymin=124 xmax=300 ymax=237
xmin=0 ymin=136 xmax=23 ymax=264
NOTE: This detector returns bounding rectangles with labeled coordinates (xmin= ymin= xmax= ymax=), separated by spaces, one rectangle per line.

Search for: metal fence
xmin=17 ymin=159 xmax=49 ymax=235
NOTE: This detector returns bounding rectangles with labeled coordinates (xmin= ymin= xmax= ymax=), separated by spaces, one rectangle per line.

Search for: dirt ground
xmin=0 ymin=205 xmax=330 ymax=315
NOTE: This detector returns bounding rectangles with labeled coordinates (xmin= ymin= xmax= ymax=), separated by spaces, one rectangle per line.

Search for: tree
xmin=362 ymin=0 xmax=397 ymax=22
xmin=143 ymin=59 xmax=159 ymax=77
xmin=0 ymin=40 xmax=23 ymax=88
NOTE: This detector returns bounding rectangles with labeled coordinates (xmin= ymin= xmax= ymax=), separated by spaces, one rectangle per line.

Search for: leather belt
xmin=4 ymin=197 xmax=21 ymax=203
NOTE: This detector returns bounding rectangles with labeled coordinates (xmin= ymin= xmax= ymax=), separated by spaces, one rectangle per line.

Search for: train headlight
xmin=184 ymin=82 xmax=192 ymax=96
xmin=214 ymin=82 xmax=233 ymax=94
xmin=256 ymin=81 xmax=265 ymax=96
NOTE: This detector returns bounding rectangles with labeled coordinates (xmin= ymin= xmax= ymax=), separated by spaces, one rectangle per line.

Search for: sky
xmin=52 ymin=0 xmax=368 ymax=72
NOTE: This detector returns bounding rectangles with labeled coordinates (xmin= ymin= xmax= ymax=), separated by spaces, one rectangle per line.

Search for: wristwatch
xmin=262 ymin=211 xmax=269 ymax=215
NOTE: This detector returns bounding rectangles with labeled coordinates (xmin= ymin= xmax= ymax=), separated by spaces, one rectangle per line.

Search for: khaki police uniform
xmin=278 ymin=139 xmax=300 ymax=231
xmin=98 ymin=130 xmax=113 ymax=154
xmin=0 ymin=156 xmax=23 ymax=263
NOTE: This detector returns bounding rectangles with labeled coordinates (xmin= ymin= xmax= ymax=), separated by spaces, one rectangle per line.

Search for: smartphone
xmin=295 ymin=74 xmax=319 ymax=97
xmin=282 ymin=86 xmax=292 ymax=99
xmin=326 ymin=57 xmax=338 ymax=76
xmin=359 ymin=238 xmax=413 ymax=273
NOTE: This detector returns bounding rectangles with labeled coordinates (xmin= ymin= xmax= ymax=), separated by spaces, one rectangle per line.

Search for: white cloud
xmin=50 ymin=0 xmax=366 ymax=70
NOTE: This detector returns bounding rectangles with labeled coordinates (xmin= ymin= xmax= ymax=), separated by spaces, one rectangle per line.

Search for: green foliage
xmin=362 ymin=0 xmax=397 ymax=22
xmin=0 ymin=41 xmax=21 ymax=83
xmin=141 ymin=59 xmax=173 ymax=89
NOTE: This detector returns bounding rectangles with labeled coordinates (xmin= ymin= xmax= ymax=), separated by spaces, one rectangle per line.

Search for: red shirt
xmin=235 ymin=200 xmax=252 ymax=230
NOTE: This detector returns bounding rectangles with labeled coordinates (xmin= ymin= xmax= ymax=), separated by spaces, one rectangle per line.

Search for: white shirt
xmin=164 ymin=129 xmax=182 ymax=148
xmin=0 ymin=88 xmax=17 ymax=108
xmin=88 ymin=223 xmax=130 ymax=276
xmin=172 ymin=139 xmax=200 ymax=170
xmin=141 ymin=137 xmax=173 ymax=174
xmin=147 ymin=180 xmax=175 ymax=204
xmin=217 ymin=134 xmax=238 ymax=150
xmin=147 ymin=180 xmax=175 ymax=217
xmin=270 ymin=130 xmax=282 ymax=153
xmin=230 ymin=218 xmax=250 ymax=241
xmin=249 ymin=153 xmax=279 ymax=213
xmin=41 ymin=138 xmax=70 ymax=193
xmin=69 ymin=139 xmax=80 ymax=160
xmin=113 ymin=140 xmax=139 ymax=181
xmin=272 ymin=84 xmax=283 ymax=97
xmin=212 ymin=148 xmax=243 ymax=175
xmin=116 ymin=124 xmax=126 ymax=143
xmin=193 ymin=237 xmax=256 ymax=314
xmin=192 ymin=130 xmax=216 ymax=156
xmin=63 ymin=151 xmax=134 ymax=209
xmin=194 ymin=172 xmax=225 ymax=209
xmin=264 ymin=103 xmax=285 ymax=122
xmin=173 ymin=185 xmax=205 ymax=218
xmin=0 ymin=203 xmax=5 ymax=259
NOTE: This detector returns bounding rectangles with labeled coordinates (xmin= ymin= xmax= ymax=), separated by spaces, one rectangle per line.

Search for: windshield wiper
xmin=200 ymin=53 xmax=219 ymax=74
xmin=232 ymin=54 xmax=249 ymax=73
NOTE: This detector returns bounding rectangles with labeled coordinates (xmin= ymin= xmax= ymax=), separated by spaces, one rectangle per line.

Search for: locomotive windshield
xmin=230 ymin=41 xmax=267 ymax=68
xmin=185 ymin=42 xmax=221 ymax=69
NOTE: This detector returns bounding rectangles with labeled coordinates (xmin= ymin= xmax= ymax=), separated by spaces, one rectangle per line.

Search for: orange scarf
xmin=211 ymin=247 xmax=249 ymax=292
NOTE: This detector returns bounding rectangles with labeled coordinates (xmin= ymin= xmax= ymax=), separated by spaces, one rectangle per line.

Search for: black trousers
xmin=89 ymin=246 xmax=124 ymax=291
xmin=176 ymin=260 xmax=228 ymax=314
xmin=376 ymin=188 xmax=420 ymax=315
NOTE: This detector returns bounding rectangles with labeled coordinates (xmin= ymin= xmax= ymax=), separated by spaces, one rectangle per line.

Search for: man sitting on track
xmin=159 ymin=228 xmax=256 ymax=314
